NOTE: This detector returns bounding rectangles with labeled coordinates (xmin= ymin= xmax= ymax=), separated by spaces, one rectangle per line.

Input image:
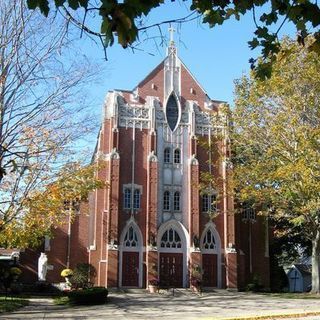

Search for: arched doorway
xmin=200 ymin=222 xmax=222 ymax=288
xmin=119 ymin=221 xmax=143 ymax=287
xmin=157 ymin=220 xmax=189 ymax=288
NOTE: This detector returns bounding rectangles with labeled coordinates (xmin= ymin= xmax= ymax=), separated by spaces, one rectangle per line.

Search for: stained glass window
xmin=160 ymin=228 xmax=182 ymax=248
xmin=202 ymin=229 xmax=216 ymax=250
xmin=166 ymin=93 xmax=179 ymax=131
xmin=124 ymin=226 xmax=138 ymax=247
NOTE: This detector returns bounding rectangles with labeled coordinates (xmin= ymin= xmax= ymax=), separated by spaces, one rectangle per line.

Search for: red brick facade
xmin=42 ymin=41 xmax=270 ymax=290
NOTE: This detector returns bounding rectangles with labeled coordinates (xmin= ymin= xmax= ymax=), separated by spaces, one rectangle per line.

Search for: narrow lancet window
xmin=165 ymin=93 xmax=179 ymax=131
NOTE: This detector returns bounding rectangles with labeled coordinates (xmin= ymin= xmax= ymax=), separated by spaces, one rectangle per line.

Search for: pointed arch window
xmin=173 ymin=191 xmax=180 ymax=211
xmin=164 ymin=148 xmax=171 ymax=163
xmin=160 ymin=228 xmax=182 ymax=248
xmin=163 ymin=191 xmax=170 ymax=211
xmin=166 ymin=93 xmax=179 ymax=132
xmin=124 ymin=188 xmax=131 ymax=209
xmin=202 ymin=229 xmax=216 ymax=250
xmin=124 ymin=226 xmax=138 ymax=247
xmin=174 ymin=149 xmax=180 ymax=164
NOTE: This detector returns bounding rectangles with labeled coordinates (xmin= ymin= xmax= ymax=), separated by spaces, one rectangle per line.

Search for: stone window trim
xmin=123 ymin=184 xmax=143 ymax=210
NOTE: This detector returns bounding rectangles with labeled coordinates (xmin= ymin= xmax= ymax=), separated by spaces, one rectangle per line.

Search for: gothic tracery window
xmin=124 ymin=226 xmax=138 ymax=247
xmin=202 ymin=229 xmax=216 ymax=250
xmin=160 ymin=228 xmax=182 ymax=248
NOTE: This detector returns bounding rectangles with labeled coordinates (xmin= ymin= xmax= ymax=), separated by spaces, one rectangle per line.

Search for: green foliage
xmin=0 ymin=296 xmax=29 ymax=313
xmin=27 ymin=0 xmax=320 ymax=78
xmin=0 ymin=264 xmax=22 ymax=293
xmin=71 ymin=263 xmax=96 ymax=289
xmin=68 ymin=287 xmax=108 ymax=305
xmin=246 ymin=274 xmax=264 ymax=292
xmin=233 ymin=36 xmax=320 ymax=292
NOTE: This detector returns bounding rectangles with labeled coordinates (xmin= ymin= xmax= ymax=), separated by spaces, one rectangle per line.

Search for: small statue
xmin=38 ymin=252 xmax=48 ymax=281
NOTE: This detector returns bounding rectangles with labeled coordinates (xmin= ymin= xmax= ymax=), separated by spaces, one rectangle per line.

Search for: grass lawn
xmin=53 ymin=295 xmax=69 ymax=305
xmin=0 ymin=296 xmax=29 ymax=313
xmin=260 ymin=292 xmax=320 ymax=299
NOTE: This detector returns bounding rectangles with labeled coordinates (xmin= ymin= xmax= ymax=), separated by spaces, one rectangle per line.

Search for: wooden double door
xmin=122 ymin=251 xmax=139 ymax=287
xmin=202 ymin=253 xmax=218 ymax=287
xmin=159 ymin=252 xmax=183 ymax=288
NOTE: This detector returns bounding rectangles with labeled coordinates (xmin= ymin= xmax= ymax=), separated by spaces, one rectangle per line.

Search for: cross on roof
xmin=169 ymin=26 xmax=175 ymax=45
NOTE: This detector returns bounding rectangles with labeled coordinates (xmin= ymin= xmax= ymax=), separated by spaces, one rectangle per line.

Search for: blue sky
xmin=75 ymin=0 xmax=295 ymax=150
xmin=84 ymin=2 xmax=258 ymax=108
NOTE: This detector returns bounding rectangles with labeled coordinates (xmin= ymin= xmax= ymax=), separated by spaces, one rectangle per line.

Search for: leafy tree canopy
xmin=232 ymin=37 xmax=320 ymax=292
xmin=27 ymin=0 xmax=320 ymax=78
xmin=0 ymin=163 xmax=105 ymax=248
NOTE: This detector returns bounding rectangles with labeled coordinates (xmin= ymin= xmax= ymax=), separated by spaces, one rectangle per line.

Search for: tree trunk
xmin=311 ymin=229 xmax=320 ymax=294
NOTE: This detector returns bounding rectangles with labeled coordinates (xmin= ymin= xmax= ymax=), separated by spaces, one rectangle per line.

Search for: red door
xmin=202 ymin=254 xmax=217 ymax=287
xmin=122 ymin=251 xmax=139 ymax=287
xmin=159 ymin=253 xmax=183 ymax=287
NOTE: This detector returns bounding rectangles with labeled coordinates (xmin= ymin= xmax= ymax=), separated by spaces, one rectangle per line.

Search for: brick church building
xmin=12 ymin=34 xmax=270 ymax=290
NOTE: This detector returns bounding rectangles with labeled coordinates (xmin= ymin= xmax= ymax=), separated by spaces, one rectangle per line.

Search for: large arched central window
xmin=165 ymin=93 xmax=179 ymax=131
xmin=160 ymin=228 xmax=182 ymax=248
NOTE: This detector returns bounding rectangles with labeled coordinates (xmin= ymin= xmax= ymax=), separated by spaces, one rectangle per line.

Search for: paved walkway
xmin=1 ymin=290 xmax=320 ymax=320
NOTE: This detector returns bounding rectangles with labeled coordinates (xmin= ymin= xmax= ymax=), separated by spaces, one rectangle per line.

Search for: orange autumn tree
xmin=232 ymin=37 xmax=320 ymax=293
xmin=0 ymin=163 xmax=105 ymax=248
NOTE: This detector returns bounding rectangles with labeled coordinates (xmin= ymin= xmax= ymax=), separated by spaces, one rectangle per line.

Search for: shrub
xmin=10 ymin=267 xmax=22 ymax=276
xmin=246 ymin=274 xmax=264 ymax=292
xmin=61 ymin=269 xmax=73 ymax=277
xmin=68 ymin=287 xmax=108 ymax=305
xmin=71 ymin=263 xmax=96 ymax=289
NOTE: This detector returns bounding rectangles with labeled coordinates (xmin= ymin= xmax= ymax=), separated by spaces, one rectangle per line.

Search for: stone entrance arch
xmin=200 ymin=222 xmax=222 ymax=288
xmin=157 ymin=219 xmax=189 ymax=287
xmin=119 ymin=219 xmax=143 ymax=287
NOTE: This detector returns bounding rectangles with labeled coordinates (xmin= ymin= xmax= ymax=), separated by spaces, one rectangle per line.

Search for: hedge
xmin=68 ymin=287 xmax=108 ymax=305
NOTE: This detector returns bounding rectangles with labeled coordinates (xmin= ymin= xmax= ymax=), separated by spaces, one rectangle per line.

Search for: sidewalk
xmin=1 ymin=290 xmax=320 ymax=320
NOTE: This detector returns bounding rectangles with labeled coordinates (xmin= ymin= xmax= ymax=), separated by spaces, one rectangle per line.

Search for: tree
xmin=0 ymin=0 xmax=98 ymax=246
xmin=27 ymin=0 xmax=320 ymax=78
xmin=0 ymin=162 xmax=105 ymax=248
xmin=232 ymin=37 xmax=320 ymax=293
